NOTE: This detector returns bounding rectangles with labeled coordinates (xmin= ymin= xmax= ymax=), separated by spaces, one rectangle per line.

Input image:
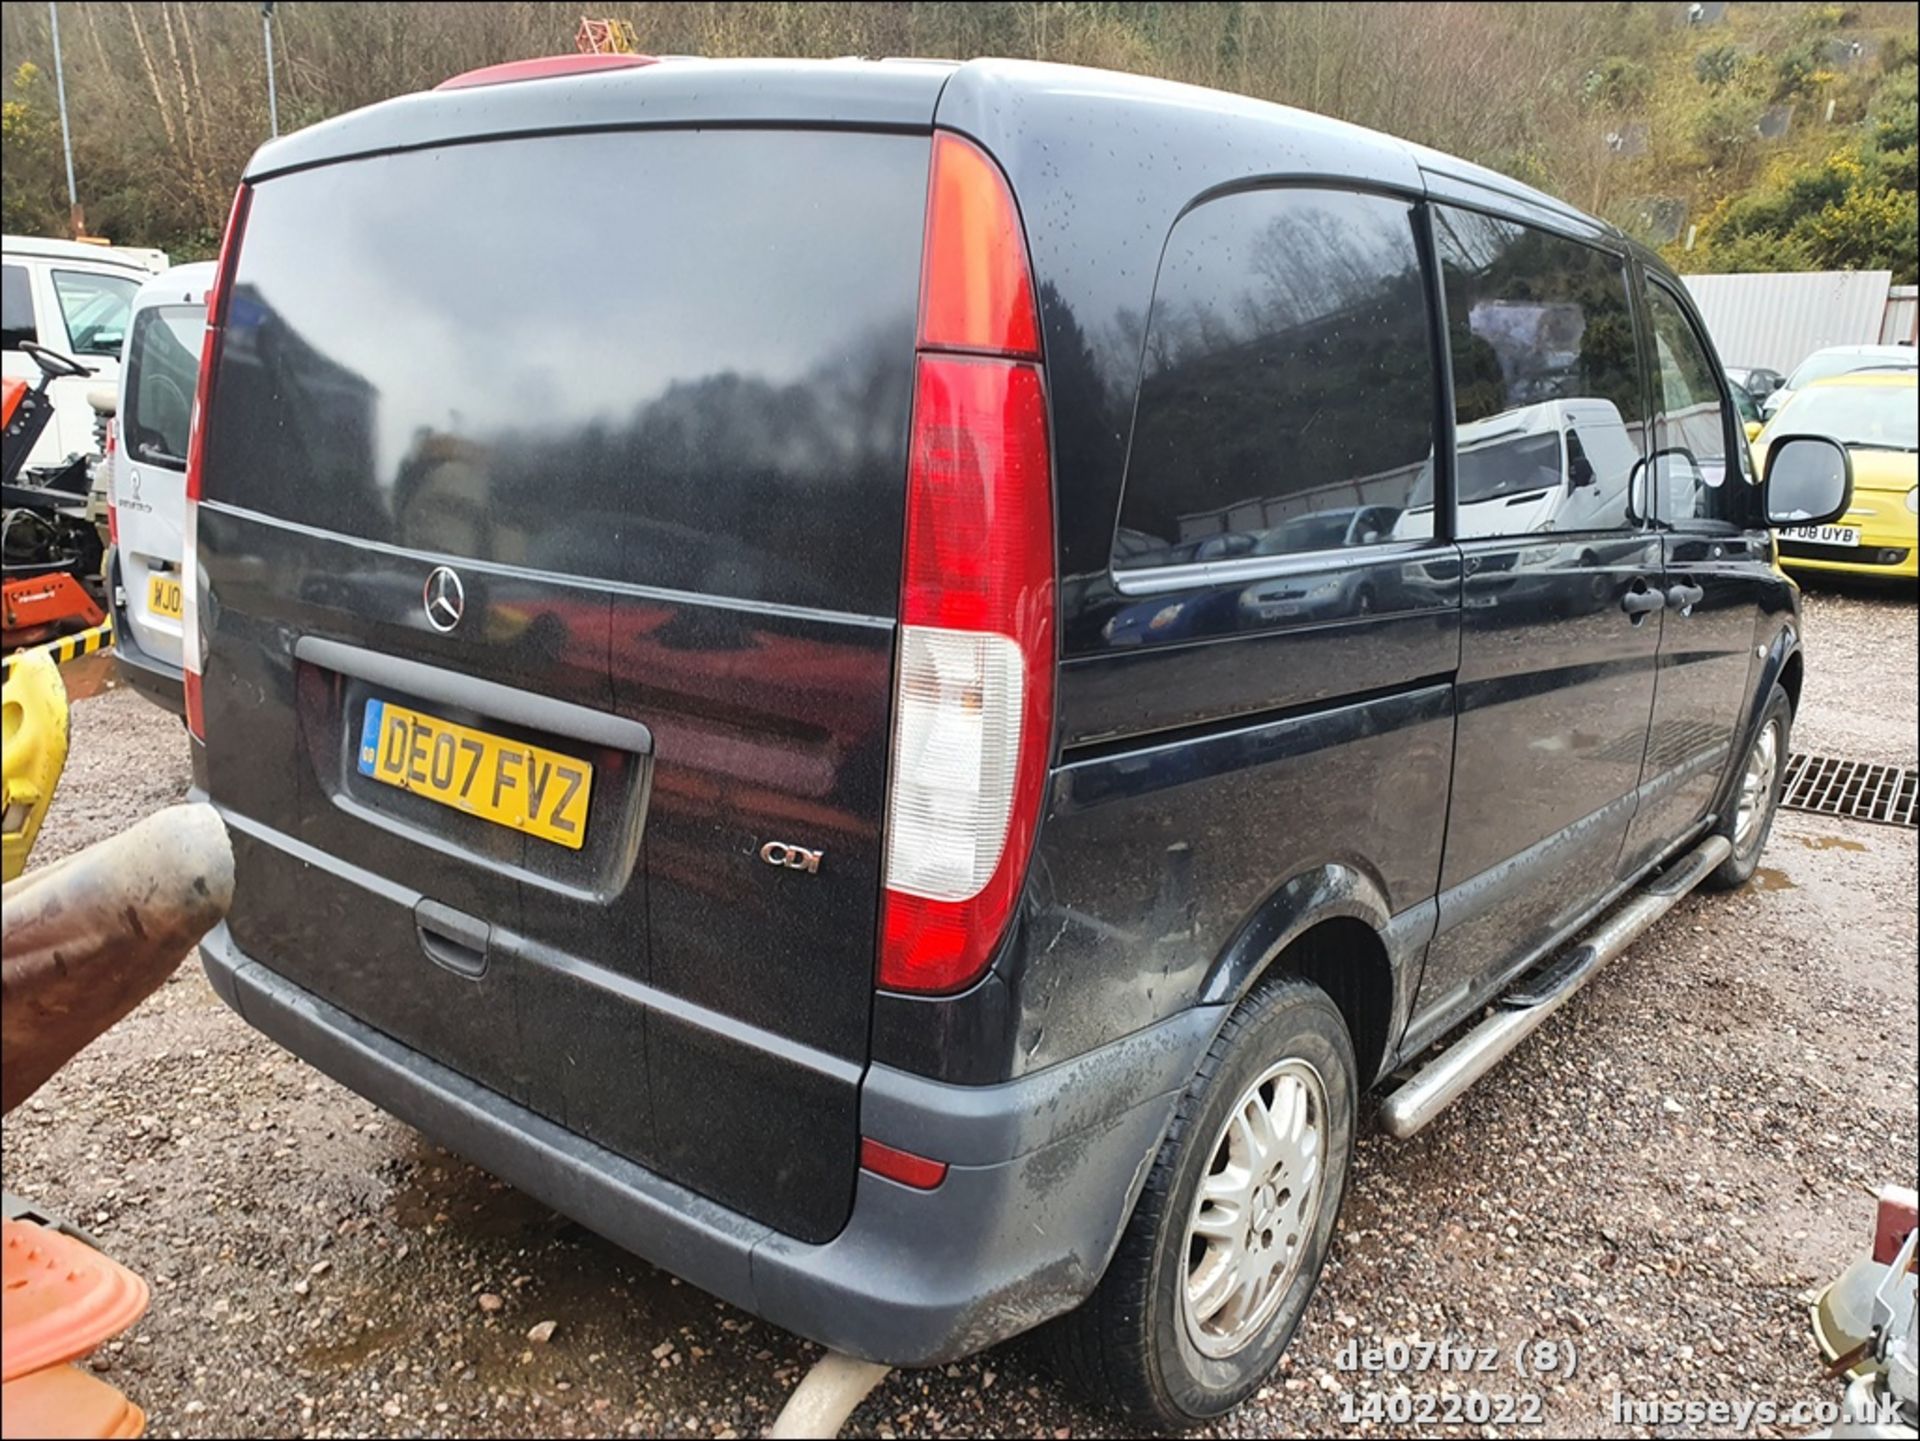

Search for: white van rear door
xmin=114 ymin=300 xmax=204 ymax=667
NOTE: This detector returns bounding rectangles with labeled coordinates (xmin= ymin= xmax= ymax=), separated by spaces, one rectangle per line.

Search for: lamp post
xmin=48 ymin=1 xmax=81 ymax=235
xmin=262 ymin=1 xmax=279 ymax=138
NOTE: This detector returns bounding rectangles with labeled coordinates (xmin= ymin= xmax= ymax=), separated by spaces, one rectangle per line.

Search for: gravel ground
xmin=5 ymin=580 xmax=1915 ymax=1440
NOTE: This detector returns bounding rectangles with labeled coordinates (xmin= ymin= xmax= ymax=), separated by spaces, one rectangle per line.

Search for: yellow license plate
xmin=147 ymin=573 xmax=183 ymax=620
xmin=356 ymin=699 xmax=592 ymax=850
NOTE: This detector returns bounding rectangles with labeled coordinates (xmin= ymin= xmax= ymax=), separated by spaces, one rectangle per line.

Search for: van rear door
xmin=196 ymin=122 xmax=930 ymax=1242
xmin=115 ymin=273 xmax=212 ymax=672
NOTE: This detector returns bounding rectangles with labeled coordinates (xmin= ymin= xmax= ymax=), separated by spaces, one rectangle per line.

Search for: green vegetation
xmin=1663 ymin=16 xmax=1918 ymax=281
xmin=1 ymin=2 xmax=1914 ymax=279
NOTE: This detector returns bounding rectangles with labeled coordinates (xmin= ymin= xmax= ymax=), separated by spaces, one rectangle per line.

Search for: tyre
xmin=1045 ymin=975 xmax=1357 ymax=1430
xmin=1702 ymin=682 xmax=1792 ymax=892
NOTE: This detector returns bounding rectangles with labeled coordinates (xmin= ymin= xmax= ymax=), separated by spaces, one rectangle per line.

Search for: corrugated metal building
xmin=1882 ymin=286 xmax=1919 ymax=347
xmin=1680 ymin=270 xmax=1907 ymax=373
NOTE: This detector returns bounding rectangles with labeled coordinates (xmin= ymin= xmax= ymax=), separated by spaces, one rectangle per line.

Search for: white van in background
xmin=1452 ymin=397 xmax=1648 ymax=538
xmin=106 ymin=262 xmax=213 ymax=716
xmin=2 ymin=236 xmax=168 ymax=470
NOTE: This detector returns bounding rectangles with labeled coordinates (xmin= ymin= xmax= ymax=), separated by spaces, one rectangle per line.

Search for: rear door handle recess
xmin=1666 ymin=583 xmax=1705 ymax=614
xmin=1621 ymin=582 xmax=1666 ymax=619
xmin=415 ymin=898 xmax=490 ymax=979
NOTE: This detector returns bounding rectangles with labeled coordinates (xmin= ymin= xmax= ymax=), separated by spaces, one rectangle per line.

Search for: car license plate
xmin=147 ymin=573 xmax=183 ymax=620
xmin=357 ymin=699 xmax=592 ymax=849
xmin=1779 ymin=524 xmax=1860 ymax=547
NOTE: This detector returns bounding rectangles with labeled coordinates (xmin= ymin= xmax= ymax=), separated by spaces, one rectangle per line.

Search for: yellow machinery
xmin=2 ymin=647 xmax=69 ymax=883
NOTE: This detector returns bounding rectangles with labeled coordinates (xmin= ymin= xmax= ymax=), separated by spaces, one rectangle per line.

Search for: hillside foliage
xmin=1 ymin=1 xmax=1914 ymax=280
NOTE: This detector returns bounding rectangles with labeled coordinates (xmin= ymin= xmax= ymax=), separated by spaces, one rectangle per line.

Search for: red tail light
xmin=918 ymin=133 xmax=1041 ymax=360
xmin=182 ymin=183 xmax=251 ymax=741
xmin=878 ymin=134 xmax=1053 ymax=996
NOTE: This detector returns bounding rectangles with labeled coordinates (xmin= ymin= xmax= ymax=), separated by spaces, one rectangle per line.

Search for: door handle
xmin=1666 ymin=583 xmax=1705 ymax=615
xmin=414 ymin=898 xmax=490 ymax=979
xmin=1621 ymin=583 xmax=1666 ymax=618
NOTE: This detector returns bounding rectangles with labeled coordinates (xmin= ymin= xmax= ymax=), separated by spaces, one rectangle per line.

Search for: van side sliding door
xmin=1411 ymin=206 xmax=1663 ymax=1039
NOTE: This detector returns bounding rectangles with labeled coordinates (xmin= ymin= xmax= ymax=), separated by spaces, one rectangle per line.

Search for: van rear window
xmin=201 ymin=129 xmax=928 ymax=615
xmin=124 ymin=305 xmax=203 ymax=468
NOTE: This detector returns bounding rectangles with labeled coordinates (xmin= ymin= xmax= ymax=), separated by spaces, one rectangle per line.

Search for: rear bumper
xmin=106 ymin=550 xmax=184 ymax=716
xmin=200 ymin=924 xmax=1216 ymax=1366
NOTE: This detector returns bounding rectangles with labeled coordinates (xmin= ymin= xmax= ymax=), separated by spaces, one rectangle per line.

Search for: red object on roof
xmin=435 ymin=53 xmax=656 ymax=91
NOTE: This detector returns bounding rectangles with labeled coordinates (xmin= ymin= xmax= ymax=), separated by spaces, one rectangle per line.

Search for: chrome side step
xmin=1378 ymin=834 xmax=1731 ymax=1140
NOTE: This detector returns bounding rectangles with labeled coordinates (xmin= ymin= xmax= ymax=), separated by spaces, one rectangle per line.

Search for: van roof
xmin=132 ymin=260 xmax=218 ymax=310
xmin=2 ymin=234 xmax=169 ymax=272
xmin=236 ymin=53 xmax=1624 ymax=249
xmin=1457 ymin=397 xmax=1628 ymax=445
xmin=244 ymin=56 xmax=958 ymax=180
xmin=1803 ymin=344 xmax=1916 ymax=361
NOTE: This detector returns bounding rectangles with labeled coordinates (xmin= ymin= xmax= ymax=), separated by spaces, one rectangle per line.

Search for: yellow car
xmin=1755 ymin=371 xmax=1918 ymax=581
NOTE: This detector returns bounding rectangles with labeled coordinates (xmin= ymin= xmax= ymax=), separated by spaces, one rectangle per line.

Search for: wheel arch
xmin=1197 ymin=863 xmax=1418 ymax=1089
xmin=1778 ymin=647 xmax=1804 ymax=716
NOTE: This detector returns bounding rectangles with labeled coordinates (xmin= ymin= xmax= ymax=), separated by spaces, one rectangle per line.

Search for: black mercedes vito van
xmin=186 ymin=55 xmax=1855 ymax=1428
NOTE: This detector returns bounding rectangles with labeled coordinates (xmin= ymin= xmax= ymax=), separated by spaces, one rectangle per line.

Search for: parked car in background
xmin=1725 ymin=365 xmax=1785 ymax=403
xmin=2 ymin=236 xmax=168 ymax=470
xmin=106 ymin=263 xmax=214 ymax=715
xmin=1761 ymin=372 xmax=1918 ymax=581
xmin=1761 ymin=343 xmax=1917 ymax=417
xmin=185 ymin=54 xmax=1859 ymax=1430
xmin=1728 ymin=375 xmax=1765 ymax=437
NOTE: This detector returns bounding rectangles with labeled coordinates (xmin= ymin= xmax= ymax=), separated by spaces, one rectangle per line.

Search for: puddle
xmin=1752 ymin=866 xmax=1798 ymax=891
xmin=58 ymin=653 xmax=119 ymax=702
xmin=389 ymin=1159 xmax=566 ymax=1242
xmin=301 ymin=1316 xmax=413 ymax=1369
xmin=1798 ymin=833 xmax=1867 ymax=853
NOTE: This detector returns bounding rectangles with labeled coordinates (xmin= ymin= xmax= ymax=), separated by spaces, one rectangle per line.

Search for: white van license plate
xmin=1780 ymin=525 xmax=1859 ymax=548
xmin=147 ymin=574 xmax=184 ymax=619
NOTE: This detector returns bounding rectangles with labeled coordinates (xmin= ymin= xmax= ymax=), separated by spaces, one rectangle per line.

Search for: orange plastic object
xmin=1 ymin=376 xmax=24 ymax=430
xmin=1 ymin=1365 xmax=144 ymax=1438
xmin=0 ymin=1220 xmax=149 ymax=1382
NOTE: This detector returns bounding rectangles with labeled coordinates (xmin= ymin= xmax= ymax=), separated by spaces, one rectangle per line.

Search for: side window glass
xmin=2 ymin=264 xmax=36 ymax=351
xmin=1114 ymin=187 xmax=1437 ymax=570
xmin=1645 ymin=283 xmax=1748 ymax=525
xmin=123 ymin=305 xmax=205 ymax=468
xmin=1432 ymin=206 xmax=1645 ymax=539
xmin=50 ymin=269 xmax=138 ymax=358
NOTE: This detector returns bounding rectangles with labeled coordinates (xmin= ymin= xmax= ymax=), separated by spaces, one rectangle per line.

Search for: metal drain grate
xmin=1781 ymin=753 xmax=1919 ymax=827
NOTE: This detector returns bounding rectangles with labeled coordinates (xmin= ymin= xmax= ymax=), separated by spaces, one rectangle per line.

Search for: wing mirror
xmin=1743 ymin=419 xmax=1763 ymax=442
xmin=1763 ymin=435 xmax=1853 ymax=529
